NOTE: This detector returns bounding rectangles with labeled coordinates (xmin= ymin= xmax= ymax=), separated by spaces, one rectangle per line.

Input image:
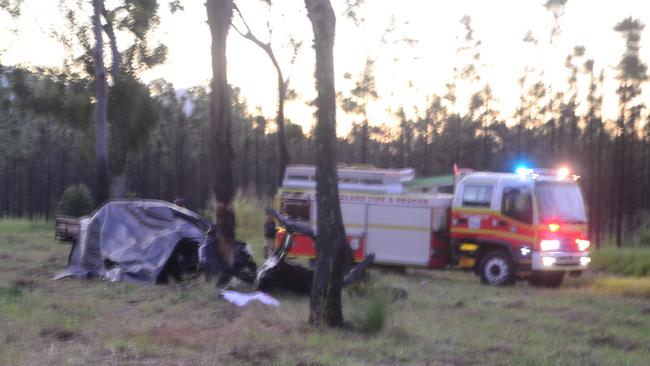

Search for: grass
xmin=591 ymin=247 xmax=650 ymax=277
xmin=2 ymin=202 xmax=650 ymax=365
xmin=589 ymin=276 xmax=650 ymax=298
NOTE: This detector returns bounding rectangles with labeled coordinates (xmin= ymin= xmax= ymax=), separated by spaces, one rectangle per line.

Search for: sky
xmin=1 ymin=0 xmax=650 ymax=135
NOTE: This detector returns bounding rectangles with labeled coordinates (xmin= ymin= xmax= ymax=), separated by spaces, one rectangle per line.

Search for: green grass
xmin=0 ymin=218 xmax=51 ymax=234
xmin=2 ymin=203 xmax=650 ymax=365
xmin=592 ymin=247 xmax=650 ymax=277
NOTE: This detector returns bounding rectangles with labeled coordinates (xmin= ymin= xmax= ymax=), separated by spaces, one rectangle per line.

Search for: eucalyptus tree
xmin=559 ymin=45 xmax=585 ymax=159
xmin=57 ymin=0 xmax=167 ymax=202
xmin=91 ymin=0 xmax=110 ymax=205
xmin=582 ymin=59 xmax=605 ymax=246
xmin=206 ymin=0 xmax=236 ymax=266
xmin=338 ymin=57 xmax=378 ymax=164
xmin=231 ymin=1 xmax=302 ymax=185
xmin=304 ymin=0 xmax=351 ymax=327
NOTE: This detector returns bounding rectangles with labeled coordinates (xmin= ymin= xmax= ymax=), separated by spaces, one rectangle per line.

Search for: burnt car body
xmin=55 ymin=200 xmax=255 ymax=285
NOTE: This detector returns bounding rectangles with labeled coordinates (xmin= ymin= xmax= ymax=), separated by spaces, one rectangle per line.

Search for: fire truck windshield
xmin=535 ymin=182 xmax=587 ymax=223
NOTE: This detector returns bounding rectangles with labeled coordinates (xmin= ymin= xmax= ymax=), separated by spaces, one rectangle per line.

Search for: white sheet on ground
xmin=220 ymin=290 xmax=280 ymax=307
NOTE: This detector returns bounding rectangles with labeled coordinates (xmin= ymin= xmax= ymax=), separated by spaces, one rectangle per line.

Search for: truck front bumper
xmin=531 ymin=251 xmax=590 ymax=271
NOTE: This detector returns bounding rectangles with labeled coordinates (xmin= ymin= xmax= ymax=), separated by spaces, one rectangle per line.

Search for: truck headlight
xmin=576 ymin=239 xmax=590 ymax=251
xmin=542 ymin=256 xmax=556 ymax=266
xmin=349 ymin=238 xmax=360 ymax=251
xmin=580 ymin=257 xmax=591 ymax=266
xmin=540 ymin=239 xmax=560 ymax=251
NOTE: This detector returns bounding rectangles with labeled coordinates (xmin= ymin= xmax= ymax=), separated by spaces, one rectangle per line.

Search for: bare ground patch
xmin=589 ymin=335 xmax=641 ymax=351
xmin=39 ymin=326 xmax=85 ymax=343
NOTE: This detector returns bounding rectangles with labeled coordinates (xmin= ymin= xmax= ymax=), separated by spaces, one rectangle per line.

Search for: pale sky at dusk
xmin=1 ymin=0 xmax=649 ymax=135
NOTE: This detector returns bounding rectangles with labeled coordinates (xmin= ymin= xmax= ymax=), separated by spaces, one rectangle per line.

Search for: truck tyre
xmin=479 ymin=250 xmax=515 ymax=286
xmin=529 ymin=271 xmax=564 ymax=288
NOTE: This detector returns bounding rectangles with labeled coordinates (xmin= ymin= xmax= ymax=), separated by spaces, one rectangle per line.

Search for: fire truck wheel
xmin=479 ymin=250 xmax=516 ymax=286
xmin=528 ymin=271 xmax=565 ymax=288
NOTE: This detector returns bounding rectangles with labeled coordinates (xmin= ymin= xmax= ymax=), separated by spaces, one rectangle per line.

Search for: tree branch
xmin=231 ymin=3 xmax=284 ymax=83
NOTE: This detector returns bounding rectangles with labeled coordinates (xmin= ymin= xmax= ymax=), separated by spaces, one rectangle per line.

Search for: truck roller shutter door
xmin=366 ymin=205 xmax=431 ymax=266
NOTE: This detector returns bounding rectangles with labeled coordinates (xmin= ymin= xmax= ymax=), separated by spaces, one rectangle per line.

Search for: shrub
xmin=57 ymin=184 xmax=94 ymax=217
xmin=591 ymin=248 xmax=650 ymax=277
xmin=358 ymin=287 xmax=391 ymax=334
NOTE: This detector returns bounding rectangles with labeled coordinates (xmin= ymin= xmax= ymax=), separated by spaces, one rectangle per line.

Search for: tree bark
xmin=206 ymin=0 xmax=235 ymax=266
xmin=305 ymin=0 xmax=351 ymax=327
xmin=92 ymin=0 xmax=110 ymax=206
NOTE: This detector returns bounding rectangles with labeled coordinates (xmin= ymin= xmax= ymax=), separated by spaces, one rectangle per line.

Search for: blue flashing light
xmin=515 ymin=165 xmax=529 ymax=176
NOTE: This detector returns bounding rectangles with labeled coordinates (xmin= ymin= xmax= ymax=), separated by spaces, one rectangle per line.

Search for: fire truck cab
xmin=451 ymin=168 xmax=590 ymax=287
xmin=276 ymin=165 xmax=590 ymax=287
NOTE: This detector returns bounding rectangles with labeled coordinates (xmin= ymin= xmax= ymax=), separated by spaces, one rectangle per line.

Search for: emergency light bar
xmin=514 ymin=165 xmax=580 ymax=181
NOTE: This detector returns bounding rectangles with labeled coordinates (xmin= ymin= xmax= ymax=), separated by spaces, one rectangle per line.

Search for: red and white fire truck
xmin=275 ymin=164 xmax=591 ymax=287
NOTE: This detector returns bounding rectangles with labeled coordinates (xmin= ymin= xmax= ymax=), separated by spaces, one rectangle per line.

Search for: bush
xmin=57 ymin=184 xmax=94 ymax=217
xmin=591 ymin=248 xmax=650 ymax=277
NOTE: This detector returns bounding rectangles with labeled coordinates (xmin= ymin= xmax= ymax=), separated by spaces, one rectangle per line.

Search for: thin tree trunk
xmin=206 ymin=0 xmax=235 ymax=266
xmin=102 ymin=7 xmax=130 ymax=199
xmin=616 ymin=115 xmax=625 ymax=247
xmin=92 ymin=0 xmax=110 ymax=206
xmin=361 ymin=118 xmax=368 ymax=164
xmin=276 ymin=79 xmax=290 ymax=183
xmin=305 ymin=0 xmax=351 ymax=327
xmin=595 ymin=123 xmax=603 ymax=247
xmin=231 ymin=9 xmax=290 ymax=186
xmin=175 ymin=102 xmax=186 ymax=198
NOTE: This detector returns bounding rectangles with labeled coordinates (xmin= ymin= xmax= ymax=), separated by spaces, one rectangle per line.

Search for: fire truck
xmin=275 ymin=164 xmax=591 ymax=287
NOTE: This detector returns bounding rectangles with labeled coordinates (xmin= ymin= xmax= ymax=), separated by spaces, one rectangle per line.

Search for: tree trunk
xmin=102 ymin=5 xmax=128 ymax=199
xmin=206 ymin=0 xmax=235 ymax=266
xmin=276 ymin=78 xmax=290 ymax=184
xmin=305 ymin=0 xmax=351 ymax=327
xmin=92 ymin=0 xmax=110 ymax=206
xmin=360 ymin=119 xmax=368 ymax=164
xmin=175 ymin=102 xmax=186 ymax=198
xmin=595 ymin=123 xmax=603 ymax=247
xmin=231 ymin=6 xmax=291 ymax=185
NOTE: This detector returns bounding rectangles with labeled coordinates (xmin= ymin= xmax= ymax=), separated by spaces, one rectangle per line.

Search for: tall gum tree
xmin=206 ymin=0 xmax=236 ymax=266
xmin=92 ymin=0 xmax=110 ymax=206
xmin=304 ymin=0 xmax=351 ymax=327
xmin=231 ymin=2 xmax=301 ymax=186
xmin=57 ymin=0 xmax=167 ymax=203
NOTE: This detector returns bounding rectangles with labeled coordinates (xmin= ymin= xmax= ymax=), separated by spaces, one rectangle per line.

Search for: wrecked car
xmin=54 ymin=199 xmax=256 ymax=285
xmin=255 ymin=210 xmax=374 ymax=294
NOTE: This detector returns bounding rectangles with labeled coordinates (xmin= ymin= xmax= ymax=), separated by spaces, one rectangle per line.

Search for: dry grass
xmin=2 ymin=209 xmax=650 ymax=365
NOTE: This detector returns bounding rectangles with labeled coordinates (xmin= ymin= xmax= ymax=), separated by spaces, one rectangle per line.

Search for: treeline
xmin=2 ymin=14 xmax=650 ymax=248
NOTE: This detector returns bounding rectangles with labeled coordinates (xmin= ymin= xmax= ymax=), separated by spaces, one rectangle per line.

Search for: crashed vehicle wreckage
xmin=54 ymin=200 xmax=373 ymax=292
xmin=255 ymin=210 xmax=375 ymax=294
xmin=54 ymin=200 xmax=256 ymax=284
